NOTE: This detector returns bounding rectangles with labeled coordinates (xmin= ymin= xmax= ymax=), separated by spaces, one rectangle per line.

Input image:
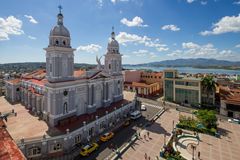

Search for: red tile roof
xmin=0 ymin=120 xmax=25 ymax=160
xmin=220 ymin=86 xmax=240 ymax=105
xmin=74 ymin=69 xmax=85 ymax=77
xmin=7 ymin=79 xmax=21 ymax=85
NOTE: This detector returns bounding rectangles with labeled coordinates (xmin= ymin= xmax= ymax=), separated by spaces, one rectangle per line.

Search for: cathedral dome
xmin=50 ymin=13 xmax=70 ymax=37
xmin=107 ymin=30 xmax=119 ymax=54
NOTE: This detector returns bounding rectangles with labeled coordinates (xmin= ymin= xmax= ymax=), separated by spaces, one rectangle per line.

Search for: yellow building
xmin=123 ymin=70 xmax=163 ymax=97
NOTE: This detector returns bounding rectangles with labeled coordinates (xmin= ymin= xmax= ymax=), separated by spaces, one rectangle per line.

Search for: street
xmin=74 ymin=104 xmax=161 ymax=160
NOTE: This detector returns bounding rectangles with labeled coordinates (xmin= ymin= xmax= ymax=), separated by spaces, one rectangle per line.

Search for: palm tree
xmin=201 ymin=76 xmax=216 ymax=106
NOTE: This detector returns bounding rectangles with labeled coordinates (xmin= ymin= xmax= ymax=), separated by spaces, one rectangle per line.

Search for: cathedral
xmin=5 ymin=7 xmax=125 ymax=127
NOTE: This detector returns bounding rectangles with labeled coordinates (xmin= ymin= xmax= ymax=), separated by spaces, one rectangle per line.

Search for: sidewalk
xmin=120 ymin=109 xmax=179 ymax=160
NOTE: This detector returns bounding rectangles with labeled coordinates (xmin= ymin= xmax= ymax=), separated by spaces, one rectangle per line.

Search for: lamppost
xmin=163 ymin=133 xmax=166 ymax=147
xmin=191 ymin=144 xmax=196 ymax=160
xmin=172 ymin=120 xmax=175 ymax=131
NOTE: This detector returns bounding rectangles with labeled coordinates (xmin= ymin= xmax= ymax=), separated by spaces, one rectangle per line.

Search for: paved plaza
xmin=0 ymin=97 xmax=49 ymax=140
xmin=120 ymin=108 xmax=240 ymax=160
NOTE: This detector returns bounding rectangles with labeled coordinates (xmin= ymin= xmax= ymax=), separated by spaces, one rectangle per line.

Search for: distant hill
xmin=0 ymin=62 xmax=96 ymax=74
xmin=124 ymin=58 xmax=240 ymax=67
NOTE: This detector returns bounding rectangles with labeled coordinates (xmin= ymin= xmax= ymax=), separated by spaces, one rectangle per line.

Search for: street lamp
xmin=163 ymin=133 xmax=166 ymax=147
xmin=172 ymin=120 xmax=175 ymax=131
xmin=191 ymin=144 xmax=196 ymax=160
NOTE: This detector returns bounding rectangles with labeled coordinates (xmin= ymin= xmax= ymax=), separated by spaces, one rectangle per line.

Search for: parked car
xmin=228 ymin=118 xmax=240 ymax=124
xmin=100 ymin=132 xmax=114 ymax=142
xmin=130 ymin=110 xmax=142 ymax=120
xmin=80 ymin=143 xmax=99 ymax=156
xmin=141 ymin=104 xmax=147 ymax=111
xmin=123 ymin=120 xmax=130 ymax=126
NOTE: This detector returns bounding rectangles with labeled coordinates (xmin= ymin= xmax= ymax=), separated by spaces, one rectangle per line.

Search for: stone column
xmin=88 ymin=85 xmax=91 ymax=105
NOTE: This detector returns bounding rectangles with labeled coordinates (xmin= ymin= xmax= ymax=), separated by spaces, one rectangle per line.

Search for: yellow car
xmin=100 ymin=132 xmax=114 ymax=142
xmin=80 ymin=143 xmax=99 ymax=156
xmin=123 ymin=120 xmax=130 ymax=126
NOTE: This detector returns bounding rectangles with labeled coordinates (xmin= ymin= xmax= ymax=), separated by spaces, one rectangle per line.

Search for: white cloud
xmin=111 ymin=0 xmax=129 ymax=4
xmin=161 ymin=24 xmax=180 ymax=31
xmin=0 ymin=16 xmax=24 ymax=41
xmin=182 ymin=42 xmax=199 ymax=49
xmin=200 ymin=1 xmax=207 ymax=5
xmin=28 ymin=35 xmax=36 ymax=40
xmin=235 ymin=44 xmax=240 ymax=48
xmin=115 ymin=32 xmax=149 ymax=44
xmin=122 ymin=55 xmax=130 ymax=58
xmin=77 ymin=44 xmax=102 ymax=53
xmin=133 ymin=49 xmax=157 ymax=58
xmin=120 ymin=16 xmax=148 ymax=27
xmin=96 ymin=0 xmax=103 ymax=8
xmin=156 ymin=47 xmax=169 ymax=52
xmin=186 ymin=0 xmax=196 ymax=3
xmin=115 ymin=32 xmax=168 ymax=52
xmin=167 ymin=42 xmax=238 ymax=60
xmin=233 ymin=1 xmax=240 ymax=5
xmin=24 ymin=15 xmax=38 ymax=24
xmin=167 ymin=50 xmax=182 ymax=57
xmin=200 ymin=14 xmax=240 ymax=36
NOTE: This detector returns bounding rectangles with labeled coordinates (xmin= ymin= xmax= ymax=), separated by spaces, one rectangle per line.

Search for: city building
xmin=5 ymin=7 xmax=127 ymax=128
xmin=163 ymin=69 xmax=215 ymax=107
xmin=219 ymin=86 xmax=240 ymax=118
xmin=2 ymin=7 xmax=137 ymax=159
xmin=123 ymin=70 xmax=163 ymax=97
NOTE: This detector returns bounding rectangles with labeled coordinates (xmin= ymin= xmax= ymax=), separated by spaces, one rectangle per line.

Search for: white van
xmin=130 ymin=110 xmax=142 ymax=120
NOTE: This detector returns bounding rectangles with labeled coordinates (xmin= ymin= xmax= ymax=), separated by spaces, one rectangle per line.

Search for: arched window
xmin=63 ymin=102 xmax=68 ymax=114
xmin=109 ymin=64 xmax=111 ymax=69
xmin=63 ymin=40 xmax=66 ymax=46
xmin=55 ymin=40 xmax=59 ymax=45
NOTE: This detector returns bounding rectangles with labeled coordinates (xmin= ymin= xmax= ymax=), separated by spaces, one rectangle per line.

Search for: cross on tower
xmin=58 ymin=5 xmax=62 ymax=13
xmin=112 ymin=26 xmax=114 ymax=32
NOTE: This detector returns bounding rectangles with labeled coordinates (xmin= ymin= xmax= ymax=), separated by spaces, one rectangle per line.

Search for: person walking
xmin=144 ymin=134 xmax=147 ymax=140
xmin=147 ymin=131 xmax=150 ymax=139
xmin=198 ymin=151 xmax=200 ymax=159
xmin=144 ymin=153 xmax=147 ymax=160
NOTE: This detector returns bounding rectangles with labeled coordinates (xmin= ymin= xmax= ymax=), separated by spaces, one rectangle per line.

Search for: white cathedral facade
xmin=5 ymin=9 xmax=126 ymax=127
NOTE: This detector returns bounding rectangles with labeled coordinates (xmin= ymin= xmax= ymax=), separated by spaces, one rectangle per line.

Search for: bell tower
xmin=104 ymin=27 xmax=122 ymax=75
xmin=44 ymin=6 xmax=75 ymax=82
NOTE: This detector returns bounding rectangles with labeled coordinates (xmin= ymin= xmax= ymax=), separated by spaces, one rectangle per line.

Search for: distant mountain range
xmin=124 ymin=58 xmax=240 ymax=68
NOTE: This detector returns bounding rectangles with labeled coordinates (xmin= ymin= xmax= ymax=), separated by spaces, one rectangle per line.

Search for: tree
xmin=201 ymin=76 xmax=216 ymax=106
xmin=196 ymin=109 xmax=217 ymax=129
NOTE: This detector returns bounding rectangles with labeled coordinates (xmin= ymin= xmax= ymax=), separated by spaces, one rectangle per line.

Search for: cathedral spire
xmin=111 ymin=26 xmax=115 ymax=39
xmin=57 ymin=5 xmax=63 ymax=25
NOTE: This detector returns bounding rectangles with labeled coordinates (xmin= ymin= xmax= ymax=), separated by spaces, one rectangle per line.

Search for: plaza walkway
xmin=121 ymin=109 xmax=179 ymax=160
xmin=120 ymin=108 xmax=240 ymax=160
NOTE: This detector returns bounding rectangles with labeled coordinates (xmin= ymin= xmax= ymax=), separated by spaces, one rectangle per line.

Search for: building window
xmin=89 ymin=127 xmax=94 ymax=136
xmin=50 ymin=143 xmax=62 ymax=153
xmin=100 ymin=121 xmax=105 ymax=129
xmin=63 ymin=102 xmax=68 ymax=114
xmin=28 ymin=147 xmax=41 ymax=157
xmin=75 ymin=134 xmax=81 ymax=144
xmin=63 ymin=40 xmax=66 ymax=45
xmin=109 ymin=64 xmax=111 ymax=69
xmin=55 ymin=40 xmax=59 ymax=45
xmin=50 ymin=63 xmax=52 ymax=72
xmin=16 ymin=88 xmax=20 ymax=91
xmin=63 ymin=90 xmax=68 ymax=96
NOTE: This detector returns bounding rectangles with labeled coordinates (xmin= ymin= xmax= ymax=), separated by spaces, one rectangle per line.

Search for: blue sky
xmin=0 ymin=0 xmax=240 ymax=64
